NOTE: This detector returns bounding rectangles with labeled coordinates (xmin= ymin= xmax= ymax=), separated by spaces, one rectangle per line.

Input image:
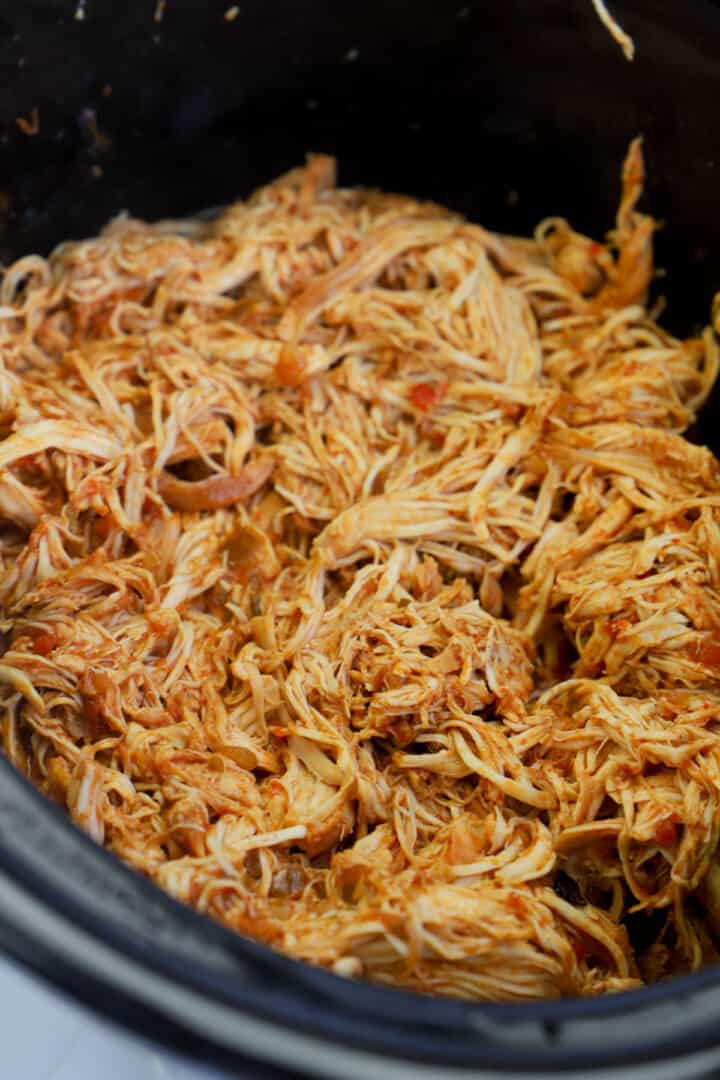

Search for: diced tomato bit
xmin=506 ymin=892 xmax=526 ymax=916
xmin=654 ymin=818 xmax=679 ymax=848
xmin=690 ymin=637 xmax=720 ymax=668
xmin=275 ymin=345 xmax=307 ymax=387
xmin=410 ymin=382 xmax=445 ymax=413
xmin=31 ymin=630 xmax=57 ymax=656
xmin=95 ymin=515 xmax=112 ymax=539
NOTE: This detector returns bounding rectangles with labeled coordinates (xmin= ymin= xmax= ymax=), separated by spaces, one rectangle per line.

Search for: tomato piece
xmin=506 ymin=892 xmax=526 ymax=916
xmin=95 ymin=515 xmax=112 ymax=539
xmin=275 ymin=345 xmax=307 ymax=387
xmin=654 ymin=818 xmax=679 ymax=848
xmin=410 ymin=382 xmax=445 ymax=412
xmin=691 ymin=637 xmax=720 ymax=668
xmin=31 ymin=630 xmax=57 ymax=656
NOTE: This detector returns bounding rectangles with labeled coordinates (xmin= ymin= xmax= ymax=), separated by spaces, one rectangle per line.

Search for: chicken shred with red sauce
xmin=1 ymin=143 xmax=720 ymax=1001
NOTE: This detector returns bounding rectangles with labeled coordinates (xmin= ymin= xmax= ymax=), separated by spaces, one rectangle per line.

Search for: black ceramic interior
xmin=2 ymin=1 xmax=720 ymax=1075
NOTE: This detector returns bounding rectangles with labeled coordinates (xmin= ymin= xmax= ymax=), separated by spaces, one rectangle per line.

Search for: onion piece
xmin=157 ymin=460 xmax=273 ymax=511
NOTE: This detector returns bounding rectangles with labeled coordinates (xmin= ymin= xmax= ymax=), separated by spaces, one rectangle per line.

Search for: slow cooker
xmin=2 ymin=1 xmax=720 ymax=1076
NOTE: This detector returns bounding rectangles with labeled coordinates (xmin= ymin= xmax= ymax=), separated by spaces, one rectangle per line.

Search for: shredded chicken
xmin=591 ymin=0 xmax=635 ymax=61
xmin=1 ymin=143 xmax=719 ymax=1001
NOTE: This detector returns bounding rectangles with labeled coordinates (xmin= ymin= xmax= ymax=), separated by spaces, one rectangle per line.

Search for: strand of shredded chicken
xmin=591 ymin=0 xmax=635 ymax=61
xmin=1 ymin=140 xmax=719 ymax=1001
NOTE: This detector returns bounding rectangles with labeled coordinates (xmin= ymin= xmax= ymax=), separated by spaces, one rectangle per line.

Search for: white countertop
xmin=0 ymin=951 xmax=229 ymax=1080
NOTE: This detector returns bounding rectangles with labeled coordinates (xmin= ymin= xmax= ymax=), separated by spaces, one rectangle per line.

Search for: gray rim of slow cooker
xmin=0 ymin=754 xmax=719 ymax=1076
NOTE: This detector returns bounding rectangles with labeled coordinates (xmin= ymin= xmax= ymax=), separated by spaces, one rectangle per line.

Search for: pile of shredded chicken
xmin=2 ymin=143 xmax=720 ymax=1001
